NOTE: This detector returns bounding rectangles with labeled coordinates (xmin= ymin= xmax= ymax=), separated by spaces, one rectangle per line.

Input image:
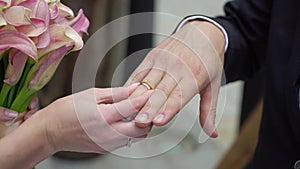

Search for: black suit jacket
xmin=213 ymin=0 xmax=300 ymax=168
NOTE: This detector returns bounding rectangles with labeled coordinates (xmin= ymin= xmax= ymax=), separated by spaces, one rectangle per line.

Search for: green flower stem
xmin=0 ymin=60 xmax=4 ymax=91
xmin=0 ymin=51 xmax=10 ymax=107
xmin=19 ymin=92 xmax=36 ymax=112
xmin=7 ymin=85 xmax=16 ymax=107
xmin=0 ymin=83 xmax=12 ymax=107
xmin=10 ymin=87 xmax=36 ymax=113
xmin=2 ymin=51 xmax=8 ymax=70
xmin=17 ymin=62 xmax=33 ymax=95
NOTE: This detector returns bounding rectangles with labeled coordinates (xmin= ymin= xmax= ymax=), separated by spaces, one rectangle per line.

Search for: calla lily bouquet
xmin=0 ymin=0 xmax=89 ymax=113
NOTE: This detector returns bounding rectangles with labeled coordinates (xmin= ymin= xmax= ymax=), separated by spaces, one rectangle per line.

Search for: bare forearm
xmin=0 ymin=111 xmax=54 ymax=169
xmin=0 ymin=85 xmax=153 ymax=168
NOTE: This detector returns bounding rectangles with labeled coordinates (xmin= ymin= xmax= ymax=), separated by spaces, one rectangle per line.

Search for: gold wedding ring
xmin=140 ymin=81 xmax=153 ymax=90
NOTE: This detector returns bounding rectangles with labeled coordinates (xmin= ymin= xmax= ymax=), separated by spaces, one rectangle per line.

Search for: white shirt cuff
xmin=175 ymin=15 xmax=229 ymax=52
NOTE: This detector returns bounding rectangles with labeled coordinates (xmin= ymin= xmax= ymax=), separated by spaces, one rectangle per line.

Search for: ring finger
xmin=131 ymin=67 xmax=165 ymax=97
xmin=134 ymin=73 xmax=179 ymax=127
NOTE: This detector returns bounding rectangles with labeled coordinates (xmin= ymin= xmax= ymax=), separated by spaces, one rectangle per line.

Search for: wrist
xmin=23 ymin=111 xmax=56 ymax=161
xmin=0 ymin=110 xmax=55 ymax=168
xmin=185 ymin=20 xmax=226 ymax=60
xmin=41 ymin=100 xmax=63 ymax=152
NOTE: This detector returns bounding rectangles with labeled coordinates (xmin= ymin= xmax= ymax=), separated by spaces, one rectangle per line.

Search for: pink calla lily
xmin=56 ymin=2 xmax=74 ymax=18
xmin=0 ymin=30 xmax=37 ymax=60
xmin=4 ymin=49 xmax=27 ymax=85
xmin=38 ymin=24 xmax=83 ymax=57
xmin=17 ymin=0 xmax=49 ymax=37
xmin=0 ymin=0 xmax=11 ymax=8
xmin=0 ymin=14 xmax=7 ymax=26
xmin=52 ymin=2 xmax=74 ymax=24
xmin=29 ymin=45 xmax=72 ymax=91
xmin=68 ymin=9 xmax=89 ymax=36
xmin=11 ymin=0 xmax=26 ymax=6
xmin=48 ymin=2 xmax=58 ymax=19
xmin=30 ymin=0 xmax=50 ymax=26
xmin=16 ymin=17 xmax=46 ymax=37
xmin=0 ymin=0 xmax=90 ymax=114
xmin=0 ymin=1 xmax=8 ymax=7
xmin=35 ymin=29 xmax=50 ymax=48
xmin=18 ymin=0 xmax=36 ymax=11
xmin=3 ymin=6 xmax=32 ymax=26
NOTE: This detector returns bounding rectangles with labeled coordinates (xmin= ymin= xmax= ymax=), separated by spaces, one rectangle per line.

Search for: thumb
xmin=0 ymin=107 xmax=18 ymax=122
xmin=199 ymin=82 xmax=219 ymax=138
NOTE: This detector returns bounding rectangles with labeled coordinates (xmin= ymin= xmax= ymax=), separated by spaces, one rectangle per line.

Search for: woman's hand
xmin=43 ymin=84 xmax=152 ymax=153
xmin=0 ymin=84 xmax=152 ymax=169
xmin=0 ymin=107 xmax=19 ymax=122
xmin=126 ymin=21 xmax=226 ymax=137
xmin=0 ymin=97 xmax=39 ymax=138
xmin=0 ymin=96 xmax=38 ymax=122
xmin=23 ymin=96 xmax=39 ymax=121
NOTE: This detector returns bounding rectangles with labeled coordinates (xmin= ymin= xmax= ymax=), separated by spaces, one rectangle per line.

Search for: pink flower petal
xmin=4 ymin=49 xmax=28 ymax=85
xmin=11 ymin=0 xmax=26 ymax=6
xmin=20 ymin=0 xmax=50 ymax=26
xmin=68 ymin=9 xmax=90 ymax=37
xmin=0 ymin=0 xmax=10 ymax=8
xmin=56 ymin=2 xmax=74 ymax=18
xmin=16 ymin=18 xmax=47 ymax=37
xmin=18 ymin=0 xmax=36 ymax=10
xmin=0 ymin=30 xmax=37 ymax=60
xmin=29 ymin=45 xmax=72 ymax=91
xmin=32 ymin=0 xmax=49 ymax=26
xmin=0 ymin=14 xmax=7 ymax=26
xmin=0 ymin=1 xmax=7 ymax=7
xmin=49 ymin=3 xmax=58 ymax=19
xmin=3 ymin=6 xmax=31 ymax=26
xmin=35 ymin=29 xmax=50 ymax=48
xmin=38 ymin=24 xmax=83 ymax=57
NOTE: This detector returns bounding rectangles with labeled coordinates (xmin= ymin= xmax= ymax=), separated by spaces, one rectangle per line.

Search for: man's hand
xmin=126 ymin=21 xmax=226 ymax=138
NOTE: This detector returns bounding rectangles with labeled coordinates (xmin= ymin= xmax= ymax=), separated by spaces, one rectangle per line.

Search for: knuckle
xmin=165 ymin=104 xmax=181 ymax=116
xmin=131 ymin=98 xmax=144 ymax=110
xmin=171 ymin=89 xmax=183 ymax=100
xmin=157 ymin=81 xmax=172 ymax=93
xmin=191 ymin=63 xmax=203 ymax=77
xmin=132 ymin=72 xmax=146 ymax=82
xmin=173 ymin=59 xmax=184 ymax=70
xmin=147 ymin=49 xmax=162 ymax=60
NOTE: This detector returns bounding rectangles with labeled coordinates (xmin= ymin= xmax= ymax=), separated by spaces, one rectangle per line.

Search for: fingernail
xmin=129 ymin=83 xmax=141 ymax=93
xmin=154 ymin=114 xmax=164 ymax=123
xmin=214 ymin=129 xmax=219 ymax=138
xmin=135 ymin=113 xmax=148 ymax=122
xmin=4 ymin=110 xmax=18 ymax=119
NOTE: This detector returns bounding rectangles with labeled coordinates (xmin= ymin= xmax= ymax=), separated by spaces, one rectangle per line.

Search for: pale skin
xmin=0 ymin=97 xmax=39 ymax=138
xmin=0 ymin=20 xmax=225 ymax=168
xmin=127 ymin=20 xmax=226 ymax=138
xmin=0 ymin=84 xmax=152 ymax=169
xmin=0 ymin=96 xmax=38 ymax=122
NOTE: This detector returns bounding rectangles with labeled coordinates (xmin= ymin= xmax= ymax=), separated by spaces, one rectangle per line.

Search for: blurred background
xmin=37 ymin=0 xmax=263 ymax=169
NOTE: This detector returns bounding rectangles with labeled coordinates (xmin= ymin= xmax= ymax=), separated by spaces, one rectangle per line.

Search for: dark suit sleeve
xmin=213 ymin=0 xmax=273 ymax=82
